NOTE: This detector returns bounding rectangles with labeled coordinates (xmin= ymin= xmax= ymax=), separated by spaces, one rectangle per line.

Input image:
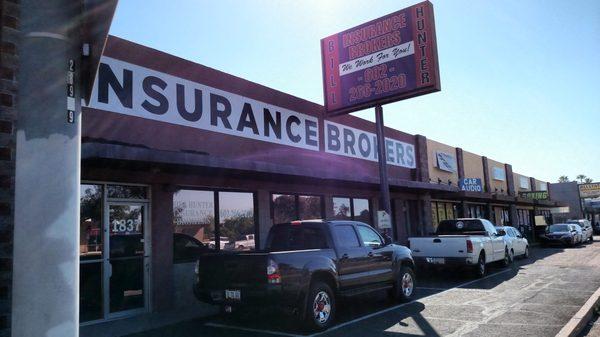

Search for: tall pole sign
xmin=321 ymin=1 xmax=440 ymax=233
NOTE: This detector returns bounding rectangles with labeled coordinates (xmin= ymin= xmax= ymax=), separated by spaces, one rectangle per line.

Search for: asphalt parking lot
xmin=127 ymin=237 xmax=600 ymax=337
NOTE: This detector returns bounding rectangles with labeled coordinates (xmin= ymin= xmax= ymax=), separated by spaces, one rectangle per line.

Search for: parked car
xmin=408 ymin=218 xmax=510 ymax=278
xmin=173 ymin=233 xmax=209 ymax=263
xmin=566 ymin=219 xmax=593 ymax=243
xmin=193 ymin=220 xmax=415 ymax=331
xmin=540 ymin=224 xmax=582 ymax=247
xmin=495 ymin=226 xmax=529 ymax=261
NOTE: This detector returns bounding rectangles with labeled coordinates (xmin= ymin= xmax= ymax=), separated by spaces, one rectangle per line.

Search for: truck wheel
xmin=305 ymin=281 xmax=335 ymax=331
xmin=390 ymin=266 xmax=415 ymax=302
xmin=524 ymin=246 xmax=530 ymax=259
xmin=474 ymin=253 xmax=486 ymax=278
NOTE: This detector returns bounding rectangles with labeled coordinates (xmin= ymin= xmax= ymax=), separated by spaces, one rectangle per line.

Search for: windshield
xmin=547 ymin=224 xmax=570 ymax=232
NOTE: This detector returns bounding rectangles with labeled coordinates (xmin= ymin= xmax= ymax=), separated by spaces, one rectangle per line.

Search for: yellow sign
xmin=579 ymin=183 xmax=600 ymax=199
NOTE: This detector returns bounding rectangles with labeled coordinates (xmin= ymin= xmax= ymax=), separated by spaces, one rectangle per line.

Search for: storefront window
xmin=431 ymin=201 xmax=458 ymax=230
xmin=333 ymin=197 xmax=352 ymax=220
xmin=173 ymin=189 xmax=256 ymax=252
xmin=299 ymin=195 xmax=322 ymax=220
xmin=80 ymin=184 xmax=103 ymax=260
xmin=272 ymin=194 xmax=324 ymax=224
xmin=272 ymin=194 xmax=296 ymax=224
xmin=219 ymin=192 xmax=255 ymax=251
xmin=353 ymin=198 xmax=371 ymax=225
xmin=173 ymin=190 xmax=215 ymax=249
xmin=107 ymin=184 xmax=148 ymax=199
xmin=79 ymin=184 xmax=103 ymax=322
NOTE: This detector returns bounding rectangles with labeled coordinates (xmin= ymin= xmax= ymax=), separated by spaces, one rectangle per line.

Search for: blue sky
xmin=109 ymin=0 xmax=599 ymax=183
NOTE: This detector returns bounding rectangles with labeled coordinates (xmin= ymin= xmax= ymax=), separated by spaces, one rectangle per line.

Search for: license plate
xmin=427 ymin=257 xmax=445 ymax=265
xmin=225 ymin=289 xmax=241 ymax=300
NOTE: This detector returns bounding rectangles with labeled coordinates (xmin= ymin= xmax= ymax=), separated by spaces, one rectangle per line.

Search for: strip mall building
xmin=78 ymin=36 xmax=564 ymax=327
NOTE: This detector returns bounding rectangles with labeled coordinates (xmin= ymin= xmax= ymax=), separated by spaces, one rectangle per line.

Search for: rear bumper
xmin=413 ymin=256 xmax=477 ymax=267
xmin=194 ymin=280 xmax=300 ymax=313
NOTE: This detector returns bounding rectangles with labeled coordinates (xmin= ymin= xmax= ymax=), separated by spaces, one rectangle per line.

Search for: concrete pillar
xmin=257 ymin=190 xmax=272 ymax=249
xmin=456 ymin=148 xmax=465 ymax=181
xmin=530 ymin=177 xmax=537 ymax=191
xmin=324 ymin=194 xmax=334 ymax=219
xmin=151 ymin=184 xmax=174 ymax=311
xmin=509 ymin=204 xmax=518 ymax=228
xmin=12 ymin=1 xmax=82 ymax=336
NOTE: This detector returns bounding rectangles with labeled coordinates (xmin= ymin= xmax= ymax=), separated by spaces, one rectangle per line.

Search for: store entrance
xmin=80 ymin=183 xmax=151 ymax=323
xmin=105 ymin=202 xmax=149 ymax=317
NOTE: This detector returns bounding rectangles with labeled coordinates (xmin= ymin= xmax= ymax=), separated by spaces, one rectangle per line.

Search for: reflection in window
xmin=219 ymin=192 xmax=255 ymax=251
xmin=107 ymin=184 xmax=148 ymax=199
xmin=299 ymin=195 xmax=322 ymax=220
xmin=333 ymin=197 xmax=351 ymax=220
xmin=353 ymin=199 xmax=371 ymax=225
xmin=173 ymin=190 xmax=215 ymax=249
xmin=80 ymin=184 xmax=103 ymax=260
xmin=272 ymin=194 xmax=323 ymax=223
xmin=272 ymin=194 xmax=296 ymax=224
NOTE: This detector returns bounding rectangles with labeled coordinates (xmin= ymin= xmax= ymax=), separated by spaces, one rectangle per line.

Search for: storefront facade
xmin=78 ymin=36 xmax=564 ymax=324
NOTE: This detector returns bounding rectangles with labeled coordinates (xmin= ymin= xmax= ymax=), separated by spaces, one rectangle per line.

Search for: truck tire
xmin=474 ymin=253 xmax=486 ymax=278
xmin=390 ymin=266 xmax=416 ymax=302
xmin=304 ymin=281 xmax=335 ymax=331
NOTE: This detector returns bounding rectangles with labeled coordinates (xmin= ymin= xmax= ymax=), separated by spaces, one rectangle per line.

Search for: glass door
xmin=105 ymin=202 xmax=149 ymax=318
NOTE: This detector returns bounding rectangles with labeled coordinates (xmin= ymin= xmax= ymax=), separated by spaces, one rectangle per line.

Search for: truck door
xmin=356 ymin=225 xmax=393 ymax=284
xmin=484 ymin=220 xmax=505 ymax=261
xmin=332 ymin=224 xmax=371 ymax=289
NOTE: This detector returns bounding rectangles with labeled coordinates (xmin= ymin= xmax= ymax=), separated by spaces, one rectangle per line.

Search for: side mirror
xmin=497 ymin=230 xmax=506 ymax=236
xmin=383 ymin=234 xmax=392 ymax=246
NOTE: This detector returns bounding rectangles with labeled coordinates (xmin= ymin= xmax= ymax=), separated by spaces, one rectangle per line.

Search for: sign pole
xmin=375 ymin=105 xmax=392 ymax=234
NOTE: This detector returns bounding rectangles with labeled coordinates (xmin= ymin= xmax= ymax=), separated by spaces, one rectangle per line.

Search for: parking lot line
xmin=309 ymin=268 xmax=513 ymax=337
xmin=204 ymin=322 xmax=305 ymax=337
xmin=204 ymin=269 xmax=514 ymax=337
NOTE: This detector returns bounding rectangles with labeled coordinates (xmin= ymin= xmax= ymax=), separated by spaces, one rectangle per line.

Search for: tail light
xmin=267 ymin=259 xmax=281 ymax=284
xmin=466 ymin=239 xmax=473 ymax=253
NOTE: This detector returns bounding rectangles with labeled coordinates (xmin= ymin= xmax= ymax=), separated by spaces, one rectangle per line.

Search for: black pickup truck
xmin=193 ymin=220 xmax=415 ymax=330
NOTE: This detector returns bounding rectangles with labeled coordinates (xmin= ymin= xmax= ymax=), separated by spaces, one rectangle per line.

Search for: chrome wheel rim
xmin=312 ymin=291 xmax=331 ymax=324
xmin=401 ymin=272 xmax=414 ymax=297
xmin=525 ymin=247 xmax=529 ymax=257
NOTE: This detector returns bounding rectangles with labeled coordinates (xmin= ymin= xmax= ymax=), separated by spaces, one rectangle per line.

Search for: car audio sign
xmin=321 ymin=1 xmax=440 ymax=116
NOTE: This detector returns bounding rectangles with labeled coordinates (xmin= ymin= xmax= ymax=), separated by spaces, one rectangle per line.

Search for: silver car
xmin=496 ymin=226 xmax=529 ymax=261
xmin=567 ymin=219 xmax=593 ymax=243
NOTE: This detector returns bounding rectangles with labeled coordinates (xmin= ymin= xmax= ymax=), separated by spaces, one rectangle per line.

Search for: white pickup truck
xmin=408 ymin=218 xmax=510 ymax=277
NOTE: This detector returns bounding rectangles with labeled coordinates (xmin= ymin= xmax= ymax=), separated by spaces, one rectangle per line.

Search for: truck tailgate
xmin=197 ymin=252 xmax=268 ymax=289
xmin=409 ymin=236 xmax=469 ymax=258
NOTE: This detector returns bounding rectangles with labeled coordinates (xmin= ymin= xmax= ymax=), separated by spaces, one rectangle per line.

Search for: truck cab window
xmin=332 ymin=225 xmax=360 ymax=248
xmin=357 ymin=225 xmax=383 ymax=248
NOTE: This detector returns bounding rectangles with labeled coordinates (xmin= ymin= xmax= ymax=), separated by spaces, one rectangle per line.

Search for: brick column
xmin=419 ymin=194 xmax=432 ymax=236
xmin=456 ymin=148 xmax=465 ymax=180
xmin=0 ymin=1 xmax=18 ymax=335
xmin=530 ymin=177 xmax=537 ymax=191
xmin=415 ymin=135 xmax=429 ymax=183
xmin=505 ymin=164 xmax=515 ymax=196
xmin=482 ymin=156 xmax=491 ymax=193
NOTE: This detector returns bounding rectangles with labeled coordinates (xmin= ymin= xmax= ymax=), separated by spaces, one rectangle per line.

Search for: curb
xmin=556 ymin=285 xmax=600 ymax=337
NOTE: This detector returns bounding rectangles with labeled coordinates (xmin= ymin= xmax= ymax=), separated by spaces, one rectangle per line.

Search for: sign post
xmin=321 ymin=1 xmax=440 ymax=235
xmin=375 ymin=105 xmax=392 ymax=231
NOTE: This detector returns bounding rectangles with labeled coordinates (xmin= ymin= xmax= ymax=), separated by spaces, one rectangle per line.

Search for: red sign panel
xmin=321 ymin=1 xmax=440 ymax=116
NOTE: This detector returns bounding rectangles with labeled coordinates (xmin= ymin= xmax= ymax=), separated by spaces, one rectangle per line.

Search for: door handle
xmin=367 ymin=252 xmax=374 ymax=257
xmin=341 ymin=253 xmax=349 ymax=260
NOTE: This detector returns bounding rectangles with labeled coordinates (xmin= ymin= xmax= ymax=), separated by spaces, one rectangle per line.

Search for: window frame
xmin=331 ymin=195 xmax=373 ymax=225
xmin=174 ymin=186 xmax=259 ymax=254
xmin=270 ymin=192 xmax=325 ymax=224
